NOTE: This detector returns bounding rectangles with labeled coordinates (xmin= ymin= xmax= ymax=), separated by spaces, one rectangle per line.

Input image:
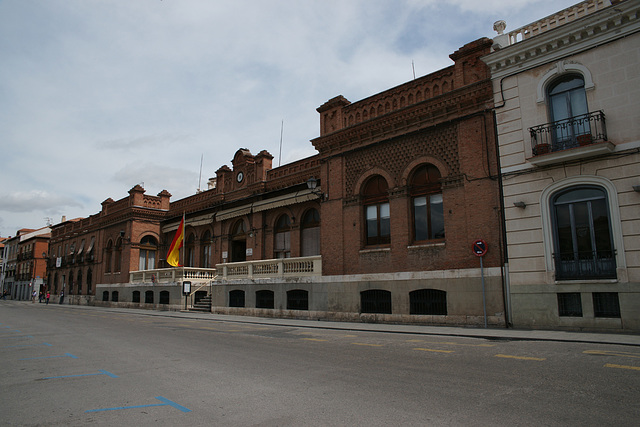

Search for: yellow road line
xmin=604 ymin=363 xmax=640 ymax=371
xmin=407 ymin=340 xmax=494 ymax=348
xmin=495 ymin=354 xmax=546 ymax=361
xmin=302 ymin=338 xmax=328 ymax=342
xmin=352 ymin=343 xmax=383 ymax=347
xmin=584 ymin=350 xmax=640 ymax=359
xmin=414 ymin=348 xmax=454 ymax=353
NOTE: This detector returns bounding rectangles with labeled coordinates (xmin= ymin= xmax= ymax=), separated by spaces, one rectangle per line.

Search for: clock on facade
xmin=236 ymin=171 xmax=244 ymax=183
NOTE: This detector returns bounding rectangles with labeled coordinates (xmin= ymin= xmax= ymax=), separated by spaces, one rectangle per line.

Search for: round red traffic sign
xmin=472 ymin=239 xmax=488 ymax=257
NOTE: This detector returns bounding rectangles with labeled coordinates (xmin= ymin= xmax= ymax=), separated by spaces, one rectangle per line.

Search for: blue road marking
xmin=3 ymin=342 xmax=52 ymax=348
xmin=20 ymin=353 xmax=78 ymax=360
xmin=42 ymin=369 xmax=118 ymax=380
xmin=85 ymin=396 xmax=191 ymax=413
xmin=0 ymin=335 xmax=33 ymax=340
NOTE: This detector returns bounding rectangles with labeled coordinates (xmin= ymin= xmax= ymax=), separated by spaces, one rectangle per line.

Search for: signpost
xmin=182 ymin=281 xmax=191 ymax=311
xmin=472 ymin=239 xmax=488 ymax=328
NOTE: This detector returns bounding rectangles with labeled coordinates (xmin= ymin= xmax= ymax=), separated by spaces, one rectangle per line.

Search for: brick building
xmin=50 ymin=37 xmax=505 ymax=326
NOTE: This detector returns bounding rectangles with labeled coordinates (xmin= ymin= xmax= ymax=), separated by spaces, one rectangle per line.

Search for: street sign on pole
xmin=472 ymin=239 xmax=488 ymax=328
xmin=472 ymin=239 xmax=488 ymax=257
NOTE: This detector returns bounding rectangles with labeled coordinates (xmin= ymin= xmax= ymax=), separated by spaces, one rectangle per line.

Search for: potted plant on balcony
xmin=533 ymin=143 xmax=551 ymax=155
xmin=576 ymin=134 xmax=592 ymax=146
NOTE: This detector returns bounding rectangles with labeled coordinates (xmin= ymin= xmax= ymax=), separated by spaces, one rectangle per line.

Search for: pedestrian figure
xmin=59 ymin=290 xmax=64 ymax=304
xmin=32 ymin=290 xmax=37 ymax=303
xmin=46 ymin=291 xmax=50 ymax=305
xmin=39 ymin=291 xmax=44 ymax=303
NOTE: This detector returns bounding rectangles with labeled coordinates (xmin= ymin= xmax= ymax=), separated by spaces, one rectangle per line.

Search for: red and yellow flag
xmin=166 ymin=215 xmax=184 ymax=267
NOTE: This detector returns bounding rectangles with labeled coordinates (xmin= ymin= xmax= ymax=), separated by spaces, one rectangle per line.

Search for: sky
xmin=0 ymin=0 xmax=580 ymax=237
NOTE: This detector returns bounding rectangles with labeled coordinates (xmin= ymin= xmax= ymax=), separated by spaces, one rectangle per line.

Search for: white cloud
xmin=0 ymin=0 xmax=579 ymax=236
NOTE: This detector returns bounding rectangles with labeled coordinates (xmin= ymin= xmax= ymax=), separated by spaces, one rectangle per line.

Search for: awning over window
xmin=76 ymin=239 xmax=85 ymax=255
xmin=252 ymin=189 xmax=318 ymax=213
xmin=215 ymin=205 xmax=253 ymax=222
xmin=86 ymin=237 xmax=95 ymax=253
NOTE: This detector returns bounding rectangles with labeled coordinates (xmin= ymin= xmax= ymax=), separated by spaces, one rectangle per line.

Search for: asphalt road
xmin=1 ymin=301 xmax=638 ymax=426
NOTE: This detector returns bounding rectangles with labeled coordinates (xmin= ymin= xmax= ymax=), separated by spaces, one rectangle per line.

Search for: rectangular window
xmin=413 ymin=195 xmax=444 ymax=241
xmin=557 ymin=293 xmax=582 ymax=317
xmin=593 ymin=292 xmax=620 ymax=318
xmin=366 ymin=203 xmax=390 ymax=245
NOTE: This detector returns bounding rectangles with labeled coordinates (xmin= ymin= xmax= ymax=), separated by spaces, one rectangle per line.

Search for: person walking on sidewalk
xmin=46 ymin=291 xmax=50 ymax=305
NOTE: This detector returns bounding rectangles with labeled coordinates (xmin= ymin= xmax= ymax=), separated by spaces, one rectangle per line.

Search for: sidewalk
xmin=8 ymin=300 xmax=637 ymax=347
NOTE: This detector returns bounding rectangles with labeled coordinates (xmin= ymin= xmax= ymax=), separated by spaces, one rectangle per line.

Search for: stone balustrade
xmin=129 ymin=267 xmax=217 ymax=284
xmin=216 ymin=256 xmax=322 ymax=280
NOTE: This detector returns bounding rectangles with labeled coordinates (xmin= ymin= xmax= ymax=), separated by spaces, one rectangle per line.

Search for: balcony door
xmin=551 ymin=186 xmax=616 ymax=280
xmin=548 ymin=74 xmax=589 ymax=149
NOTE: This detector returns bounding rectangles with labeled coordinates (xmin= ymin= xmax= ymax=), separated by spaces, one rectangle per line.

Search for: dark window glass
xmin=229 ymin=290 xmax=245 ymax=307
xmin=287 ymin=290 xmax=309 ymax=310
xmin=132 ymin=291 xmax=141 ymax=303
xmin=145 ymin=290 xmax=154 ymax=304
xmin=363 ymin=176 xmax=390 ymax=245
xmin=159 ymin=291 xmax=170 ymax=304
xmin=361 ymin=290 xmax=392 ymax=314
xmin=557 ymin=293 xmax=582 ymax=317
xmin=410 ymin=289 xmax=447 ymax=315
xmin=593 ymin=292 xmax=620 ymax=318
xmin=256 ymin=290 xmax=274 ymax=309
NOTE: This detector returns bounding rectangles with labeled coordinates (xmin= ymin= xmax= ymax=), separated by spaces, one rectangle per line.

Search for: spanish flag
xmin=167 ymin=214 xmax=185 ymax=267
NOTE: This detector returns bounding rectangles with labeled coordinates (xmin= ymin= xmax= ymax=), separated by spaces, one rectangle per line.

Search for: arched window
xmin=229 ymin=290 xmax=245 ymax=307
xmin=111 ymin=291 xmax=119 ymax=302
xmin=411 ymin=164 xmax=445 ymax=241
xmin=68 ymin=270 xmax=74 ymax=294
xmin=159 ymin=291 xmax=170 ymax=304
xmin=363 ymin=175 xmax=390 ymax=246
xmin=256 ymin=290 xmax=274 ymax=309
xmin=76 ymin=270 xmax=83 ymax=295
xmin=105 ymin=240 xmax=113 ymax=273
xmin=301 ymin=208 xmax=320 ymax=257
xmin=410 ymin=289 xmax=447 ymax=315
xmin=287 ymin=290 xmax=309 ymax=310
xmin=102 ymin=291 xmax=109 ymax=301
xmin=360 ymin=290 xmax=392 ymax=314
xmin=274 ymin=214 xmax=291 ymax=258
xmin=138 ymin=236 xmax=157 ymax=271
xmin=551 ymin=186 xmax=615 ymax=280
xmin=230 ymin=220 xmax=247 ymax=262
xmin=145 ymin=290 xmax=154 ymax=304
xmin=114 ymin=238 xmax=122 ymax=272
xmin=201 ymin=230 xmax=212 ymax=268
xmin=86 ymin=268 xmax=92 ymax=294
xmin=547 ymin=74 xmax=589 ymax=148
xmin=132 ymin=291 xmax=141 ymax=303
xmin=185 ymin=233 xmax=195 ymax=267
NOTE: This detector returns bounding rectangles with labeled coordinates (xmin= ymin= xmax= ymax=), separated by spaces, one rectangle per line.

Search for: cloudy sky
xmin=0 ymin=0 xmax=579 ymax=237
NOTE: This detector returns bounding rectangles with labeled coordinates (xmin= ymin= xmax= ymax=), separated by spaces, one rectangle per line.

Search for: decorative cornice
xmin=482 ymin=1 xmax=640 ymax=79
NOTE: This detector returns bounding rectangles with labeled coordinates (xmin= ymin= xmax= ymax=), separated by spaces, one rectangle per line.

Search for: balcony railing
xmin=216 ymin=256 xmax=322 ymax=280
xmin=554 ymin=249 xmax=616 ymax=280
xmin=530 ymin=111 xmax=607 ymax=156
xmin=129 ymin=267 xmax=217 ymax=284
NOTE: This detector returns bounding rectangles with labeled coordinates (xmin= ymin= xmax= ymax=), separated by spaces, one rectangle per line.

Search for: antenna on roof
xmin=278 ymin=120 xmax=284 ymax=167
xmin=197 ymin=153 xmax=204 ymax=193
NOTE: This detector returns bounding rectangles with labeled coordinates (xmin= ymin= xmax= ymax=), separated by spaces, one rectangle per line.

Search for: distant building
xmin=482 ymin=0 xmax=640 ymax=331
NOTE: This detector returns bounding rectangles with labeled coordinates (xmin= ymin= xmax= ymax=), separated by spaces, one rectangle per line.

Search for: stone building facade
xmin=482 ymin=0 xmax=640 ymax=331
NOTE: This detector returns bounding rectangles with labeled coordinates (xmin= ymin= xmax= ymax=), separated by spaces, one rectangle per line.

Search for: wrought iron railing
xmin=553 ymin=249 xmax=616 ymax=280
xmin=530 ymin=111 xmax=607 ymax=156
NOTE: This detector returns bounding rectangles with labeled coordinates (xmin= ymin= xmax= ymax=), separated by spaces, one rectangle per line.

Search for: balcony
xmin=216 ymin=256 xmax=322 ymax=281
xmin=528 ymin=111 xmax=613 ymax=166
xmin=554 ymin=249 xmax=616 ymax=281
